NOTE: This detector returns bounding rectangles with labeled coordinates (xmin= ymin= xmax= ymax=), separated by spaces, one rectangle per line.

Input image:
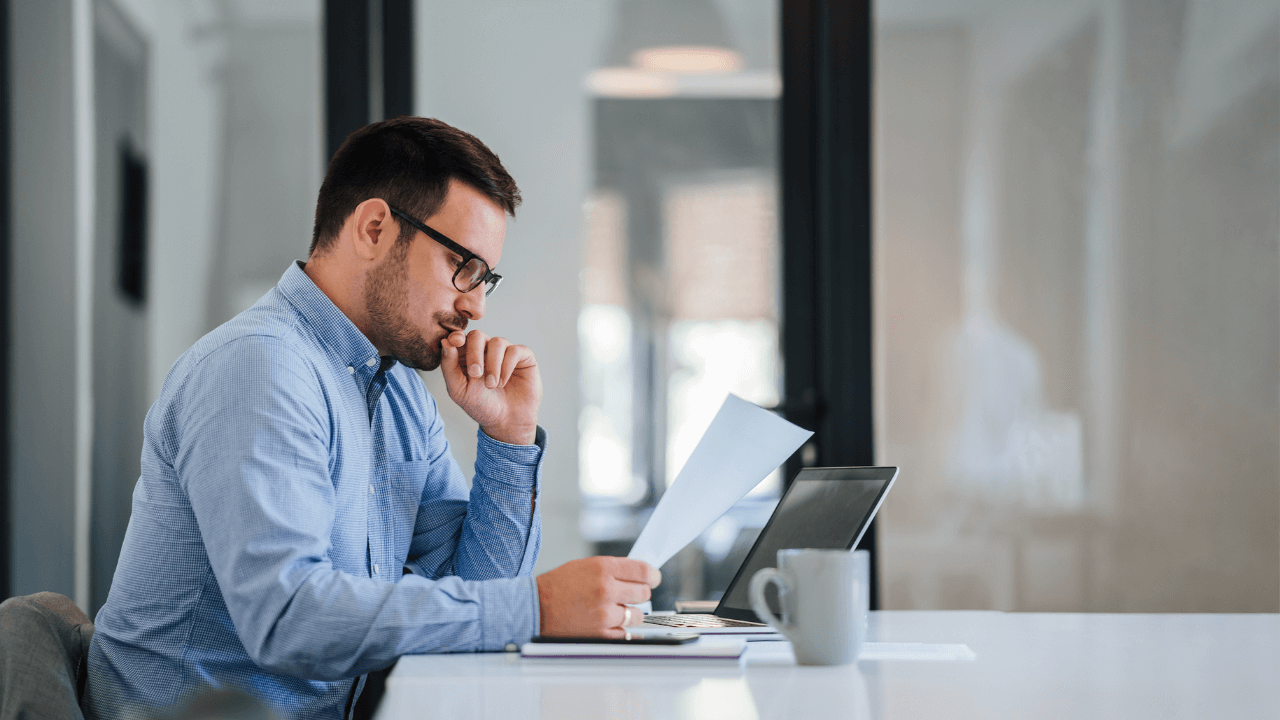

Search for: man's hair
xmin=310 ymin=117 xmax=521 ymax=255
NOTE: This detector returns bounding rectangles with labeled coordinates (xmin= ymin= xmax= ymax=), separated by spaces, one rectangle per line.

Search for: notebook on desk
xmin=521 ymin=637 xmax=746 ymax=660
xmin=641 ymin=466 xmax=898 ymax=635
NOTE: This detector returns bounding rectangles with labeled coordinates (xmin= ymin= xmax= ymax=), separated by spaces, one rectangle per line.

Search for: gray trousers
xmin=0 ymin=592 xmax=93 ymax=720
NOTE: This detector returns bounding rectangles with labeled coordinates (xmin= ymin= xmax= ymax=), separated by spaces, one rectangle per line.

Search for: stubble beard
xmin=363 ymin=240 xmax=466 ymax=371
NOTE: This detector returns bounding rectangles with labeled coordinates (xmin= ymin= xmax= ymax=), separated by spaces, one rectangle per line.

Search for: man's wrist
xmin=481 ymin=423 xmax=537 ymax=446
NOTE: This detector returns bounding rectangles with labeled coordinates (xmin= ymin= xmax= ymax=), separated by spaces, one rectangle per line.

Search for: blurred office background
xmin=1 ymin=0 xmax=1276 ymax=617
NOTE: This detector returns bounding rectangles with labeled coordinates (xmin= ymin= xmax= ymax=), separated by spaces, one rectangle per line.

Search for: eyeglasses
xmin=389 ymin=206 xmax=503 ymax=297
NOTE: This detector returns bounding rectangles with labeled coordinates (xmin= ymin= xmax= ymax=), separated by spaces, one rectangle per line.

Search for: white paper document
xmin=628 ymin=394 xmax=813 ymax=568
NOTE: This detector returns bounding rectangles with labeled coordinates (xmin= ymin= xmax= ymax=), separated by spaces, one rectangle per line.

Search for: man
xmin=85 ymin=117 xmax=660 ymax=720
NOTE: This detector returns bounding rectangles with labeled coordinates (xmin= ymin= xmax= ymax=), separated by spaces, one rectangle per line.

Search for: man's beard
xmin=363 ymin=240 xmax=466 ymax=371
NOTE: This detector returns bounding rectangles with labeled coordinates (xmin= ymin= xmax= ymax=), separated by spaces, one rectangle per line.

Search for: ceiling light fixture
xmin=586 ymin=68 xmax=679 ymax=98
xmin=630 ymin=45 xmax=744 ymax=74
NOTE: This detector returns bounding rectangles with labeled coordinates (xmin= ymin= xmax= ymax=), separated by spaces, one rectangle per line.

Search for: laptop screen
xmin=715 ymin=466 xmax=897 ymax=623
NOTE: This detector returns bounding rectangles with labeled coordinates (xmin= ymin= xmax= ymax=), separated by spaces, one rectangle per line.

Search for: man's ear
xmin=349 ymin=198 xmax=395 ymax=262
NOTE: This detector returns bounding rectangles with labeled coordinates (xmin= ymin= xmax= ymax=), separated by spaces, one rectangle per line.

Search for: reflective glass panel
xmin=875 ymin=0 xmax=1280 ymax=611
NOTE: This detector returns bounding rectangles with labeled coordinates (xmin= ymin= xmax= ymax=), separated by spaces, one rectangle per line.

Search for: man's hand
xmin=536 ymin=557 xmax=662 ymax=638
xmin=440 ymin=330 xmax=541 ymax=445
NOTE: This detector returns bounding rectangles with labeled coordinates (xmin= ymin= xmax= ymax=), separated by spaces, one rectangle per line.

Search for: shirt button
xmin=505 ymin=643 xmax=518 ymax=652
xmin=373 ymin=564 xmax=380 ymax=575
xmin=366 ymin=357 xmax=378 ymax=367
xmin=347 ymin=366 xmax=355 ymax=374
xmin=368 ymin=484 xmax=375 ymax=495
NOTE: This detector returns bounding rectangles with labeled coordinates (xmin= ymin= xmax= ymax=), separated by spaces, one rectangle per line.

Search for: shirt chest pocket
xmin=385 ymin=459 xmax=431 ymax=558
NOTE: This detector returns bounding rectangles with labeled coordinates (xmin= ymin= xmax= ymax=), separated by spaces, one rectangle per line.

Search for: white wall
xmin=124 ymin=0 xmax=226 ymax=399
xmin=7 ymin=0 xmax=313 ymax=602
xmin=9 ymin=0 xmax=80 ymax=599
xmin=113 ymin=0 xmax=282 ymax=398
xmin=8 ymin=0 xmax=229 ymax=604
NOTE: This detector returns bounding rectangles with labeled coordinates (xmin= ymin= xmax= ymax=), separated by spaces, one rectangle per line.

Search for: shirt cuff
xmin=475 ymin=426 xmax=546 ymax=485
xmin=479 ymin=575 xmax=541 ymax=650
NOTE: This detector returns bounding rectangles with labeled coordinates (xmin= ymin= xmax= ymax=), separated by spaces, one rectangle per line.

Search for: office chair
xmin=0 ymin=592 xmax=94 ymax=720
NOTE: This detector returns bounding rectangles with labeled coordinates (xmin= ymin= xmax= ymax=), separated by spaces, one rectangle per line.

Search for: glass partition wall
xmin=582 ymin=96 xmax=781 ymax=607
xmin=579 ymin=3 xmax=783 ymax=609
xmin=874 ymin=0 xmax=1280 ymax=612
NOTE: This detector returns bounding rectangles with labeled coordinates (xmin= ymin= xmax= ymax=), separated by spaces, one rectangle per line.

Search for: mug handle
xmin=749 ymin=567 xmax=795 ymax=641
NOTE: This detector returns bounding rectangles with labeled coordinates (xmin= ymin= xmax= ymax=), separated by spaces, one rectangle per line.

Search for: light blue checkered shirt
xmin=86 ymin=261 xmax=543 ymax=720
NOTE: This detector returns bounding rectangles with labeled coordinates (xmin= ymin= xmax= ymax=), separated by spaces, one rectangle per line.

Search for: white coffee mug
xmin=749 ymin=548 xmax=865 ymax=665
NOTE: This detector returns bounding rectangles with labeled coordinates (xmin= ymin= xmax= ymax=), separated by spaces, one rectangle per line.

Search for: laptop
xmin=640 ymin=466 xmax=898 ymax=634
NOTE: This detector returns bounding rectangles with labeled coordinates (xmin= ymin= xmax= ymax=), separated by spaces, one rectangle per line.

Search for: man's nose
xmin=455 ymin=286 xmax=486 ymax=321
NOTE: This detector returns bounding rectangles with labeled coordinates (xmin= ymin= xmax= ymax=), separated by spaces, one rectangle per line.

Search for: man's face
xmin=363 ymin=180 xmax=507 ymax=370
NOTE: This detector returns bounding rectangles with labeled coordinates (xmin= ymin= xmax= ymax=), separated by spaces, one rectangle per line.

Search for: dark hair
xmin=310 ymin=117 xmax=521 ymax=255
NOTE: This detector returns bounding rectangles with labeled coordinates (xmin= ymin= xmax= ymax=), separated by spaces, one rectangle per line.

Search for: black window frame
xmin=780 ymin=0 xmax=879 ymax=608
xmin=324 ymin=0 xmax=415 ymax=165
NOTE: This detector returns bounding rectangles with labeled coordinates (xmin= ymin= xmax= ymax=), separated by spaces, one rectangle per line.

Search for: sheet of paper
xmin=628 ymin=394 xmax=813 ymax=568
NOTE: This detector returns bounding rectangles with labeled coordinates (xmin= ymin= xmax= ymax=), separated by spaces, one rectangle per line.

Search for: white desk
xmin=375 ymin=611 xmax=1280 ymax=720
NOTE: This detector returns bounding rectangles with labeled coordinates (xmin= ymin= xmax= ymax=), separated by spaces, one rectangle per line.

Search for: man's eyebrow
xmin=466 ymin=244 xmax=494 ymax=268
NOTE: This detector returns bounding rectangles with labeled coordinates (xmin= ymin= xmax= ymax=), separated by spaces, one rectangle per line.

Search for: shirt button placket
xmin=368 ymin=484 xmax=377 ymax=578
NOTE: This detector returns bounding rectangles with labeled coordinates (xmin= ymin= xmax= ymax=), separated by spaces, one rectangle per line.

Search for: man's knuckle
xmin=592 ymin=584 xmax=609 ymax=603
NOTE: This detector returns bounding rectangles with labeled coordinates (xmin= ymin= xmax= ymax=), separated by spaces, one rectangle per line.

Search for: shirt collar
xmin=276 ymin=260 xmax=383 ymax=372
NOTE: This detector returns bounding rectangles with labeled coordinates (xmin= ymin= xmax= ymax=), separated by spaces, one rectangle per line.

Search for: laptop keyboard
xmin=643 ymin=614 xmax=765 ymax=628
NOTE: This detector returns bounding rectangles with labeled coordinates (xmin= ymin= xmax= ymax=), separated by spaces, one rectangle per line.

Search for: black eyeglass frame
xmin=389 ymin=206 xmax=503 ymax=297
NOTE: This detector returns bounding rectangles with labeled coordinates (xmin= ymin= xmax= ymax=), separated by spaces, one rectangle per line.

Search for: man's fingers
xmin=484 ymin=337 xmax=509 ymax=389
xmin=465 ymin=330 xmax=488 ymax=379
xmin=608 ymin=558 xmax=662 ymax=588
xmin=606 ymin=603 xmax=644 ymax=630
xmin=499 ymin=345 xmax=534 ymax=388
xmin=612 ymin=580 xmax=652 ymax=606
xmin=612 ymin=604 xmax=642 ymax=629
xmin=621 ymin=604 xmax=647 ymax=627
xmin=536 ymin=558 xmax=659 ymax=639
xmin=443 ymin=330 xmax=533 ymax=391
